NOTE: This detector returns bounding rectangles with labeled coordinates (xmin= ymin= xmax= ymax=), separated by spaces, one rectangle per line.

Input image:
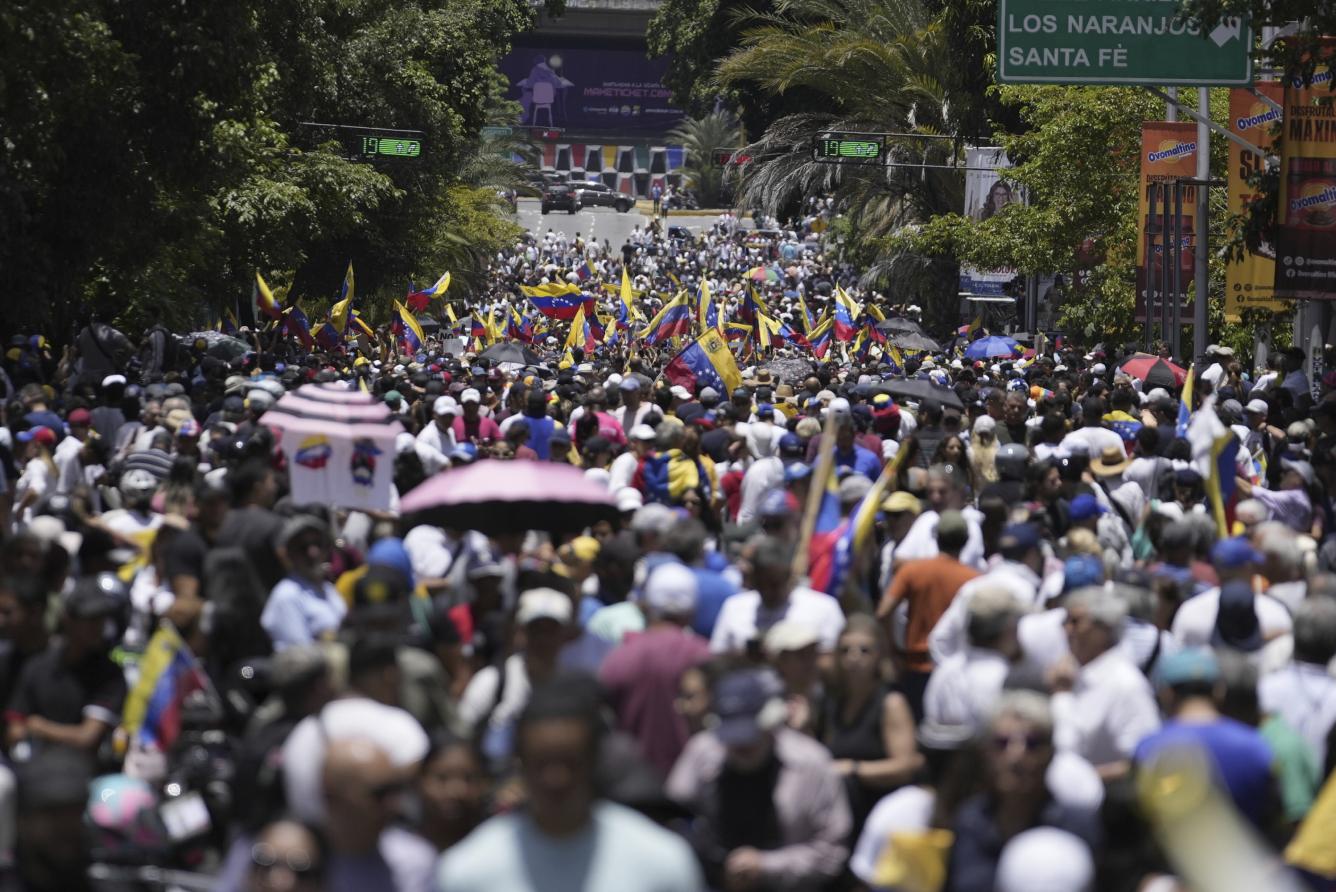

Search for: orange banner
xmin=1225 ymin=84 xmax=1288 ymax=320
xmin=1136 ymin=122 xmax=1200 ymax=323
xmin=1276 ymin=42 xmax=1336 ymax=300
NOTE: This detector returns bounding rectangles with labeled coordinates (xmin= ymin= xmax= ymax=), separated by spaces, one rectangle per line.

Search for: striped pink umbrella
xmin=399 ymin=460 xmax=618 ymax=535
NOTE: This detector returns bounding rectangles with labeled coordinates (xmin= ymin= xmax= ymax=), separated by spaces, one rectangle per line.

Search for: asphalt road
xmin=515 ymin=198 xmax=731 ymax=249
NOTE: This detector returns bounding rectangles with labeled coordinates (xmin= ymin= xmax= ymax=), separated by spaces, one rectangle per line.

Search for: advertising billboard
xmin=1275 ymin=42 xmax=1336 ymax=300
xmin=959 ymin=148 xmax=1022 ymax=297
xmin=1135 ymin=121 xmax=1199 ymax=322
xmin=1224 ymin=84 xmax=1287 ymax=320
xmin=499 ymin=45 xmax=685 ymax=135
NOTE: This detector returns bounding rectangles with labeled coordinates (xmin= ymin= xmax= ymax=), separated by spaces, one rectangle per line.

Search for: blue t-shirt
xmin=1135 ymin=717 xmax=1275 ymax=824
xmin=691 ymin=566 xmax=737 ymax=639
xmin=835 ymin=444 xmax=883 ymax=481
xmin=260 ymin=576 xmax=347 ymax=651
xmin=526 ymin=414 xmax=557 ymax=460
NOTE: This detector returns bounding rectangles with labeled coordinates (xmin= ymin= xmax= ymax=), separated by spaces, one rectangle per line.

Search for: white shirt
xmin=922 ymin=646 xmax=1011 ymax=733
xmin=709 ymin=585 xmax=847 ymax=654
xmin=928 ymin=561 xmax=1043 ymax=665
xmin=608 ymin=450 xmax=640 ymax=491
xmin=1169 ymin=586 xmax=1293 ymax=648
xmin=1052 ymin=646 xmax=1160 ymax=767
xmin=893 ymin=508 xmax=986 ymax=570
xmin=1059 ymin=426 xmax=1126 ymax=459
xmin=736 ymin=457 xmax=784 ymax=526
xmin=458 ymin=653 xmax=532 ymax=733
xmin=416 ymin=421 xmax=456 ymax=459
xmin=403 ymin=524 xmax=456 ymax=580
xmin=1259 ymin=662 xmax=1336 ymax=766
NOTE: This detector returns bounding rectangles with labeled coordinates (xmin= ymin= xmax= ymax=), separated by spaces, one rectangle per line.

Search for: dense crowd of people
xmin=1 ymin=211 xmax=1335 ymax=892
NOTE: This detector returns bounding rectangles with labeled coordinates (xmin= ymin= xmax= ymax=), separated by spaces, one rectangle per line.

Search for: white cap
xmin=1147 ymin=387 xmax=1171 ymax=403
xmin=642 ymin=562 xmax=698 ymax=616
xmin=973 ymin=414 xmax=997 ymax=433
xmin=615 ymin=487 xmax=645 ymax=513
xmin=630 ymin=503 xmax=676 ymax=534
xmin=994 ymin=828 xmax=1094 ymax=892
xmin=606 ymin=373 xmax=623 ymax=388
xmin=827 ymin=397 xmax=851 ymax=418
xmin=670 ymin=385 xmax=692 ymax=401
xmin=460 ymin=388 xmax=481 ymax=404
xmin=583 ymin=467 xmax=611 ymax=488
xmin=764 ymin=620 xmax=821 ymax=656
xmin=245 ymin=389 xmax=274 ymax=409
xmin=630 ymin=424 xmax=657 ymax=441
xmin=516 ymin=588 xmax=573 ymax=625
xmin=1245 ymin=398 xmax=1268 ymax=415
xmin=101 ymin=374 xmax=127 ymax=388
xmin=433 ymin=395 xmax=459 ymax=416
xmin=1092 ymin=363 xmax=1107 ymax=374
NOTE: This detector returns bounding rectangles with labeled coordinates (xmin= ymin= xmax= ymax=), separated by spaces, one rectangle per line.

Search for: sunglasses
xmin=990 ymin=732 xmax=1048 ymax=753
xmin=252 ymin=843 xmax=320 ymax=877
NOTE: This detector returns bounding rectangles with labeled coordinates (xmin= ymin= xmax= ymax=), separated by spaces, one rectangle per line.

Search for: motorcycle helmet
xmin=995 ymin=443 xmax=1030 ymax=482
xmin=119 ymin=468 xmax=159 ymax=503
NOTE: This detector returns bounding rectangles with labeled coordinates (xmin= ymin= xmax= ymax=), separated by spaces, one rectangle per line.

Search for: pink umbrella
xmin=399 ymin=460 xmax=619 ymax=535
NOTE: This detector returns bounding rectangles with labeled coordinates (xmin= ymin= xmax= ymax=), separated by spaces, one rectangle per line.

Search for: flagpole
xmin=791 ymin=412 xmax=838 ymax=583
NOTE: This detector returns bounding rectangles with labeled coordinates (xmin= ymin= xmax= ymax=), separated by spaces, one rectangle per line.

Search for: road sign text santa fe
xmin=997 ymin=0 xmax=1251 ymax=86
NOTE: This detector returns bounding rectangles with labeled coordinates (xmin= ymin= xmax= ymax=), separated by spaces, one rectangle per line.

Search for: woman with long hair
xmin=932 ymin=434 xmax=974 ymax=496
xmin=820 ymin=614 xmax=923 ymax=838
xmin=12 ymin=427 xmax=57 ymax=531
xmin=414 ymin=732 xmax=492 ymax=853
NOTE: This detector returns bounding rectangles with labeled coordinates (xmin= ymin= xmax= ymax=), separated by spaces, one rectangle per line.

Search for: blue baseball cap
xmin=784 ymin=462 xmax=814 ymax=483
xmin=999 ymin=523 xmax=1040 ymax=552
xmin=1068 ymin=493 xmax=1107 ymax=523
xmin=712 ymin=670 xmax=779 ymax=746
xmin=1062 ymin=554 xmax=1104 ymax=594
xmin=1154 ymin=647 xmax=1220 ymax=689
xmin=755 ymin=403 xmax=775 ymax=418
xmin=778 ymin=432 xmax=805 ymax=458
xmin=1211 ymin=536 xmax=1262 ymax=570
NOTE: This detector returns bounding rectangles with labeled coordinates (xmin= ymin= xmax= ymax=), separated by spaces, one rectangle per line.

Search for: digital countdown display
xmin=361 ymin=136 xmax=422 ymax=159
xmin=812 ymin=133 xmax=885 ymax=163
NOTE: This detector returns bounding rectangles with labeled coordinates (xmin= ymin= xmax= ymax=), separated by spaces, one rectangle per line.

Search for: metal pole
xmin=1173 ymin=181 xmax=1184 ymax=362
xmin=1146 ymin=184 xmax=1159 ymax=351
xmin=1167 ymin=87 xmax=1178 ymax=122
xmin=1162 ymin=183 xmax=1172 ymax=347
xmin=1193 ymin=88 xmax=1210 ymax=362
xmin=1026 ymin=274 xmax=1039 ymax=333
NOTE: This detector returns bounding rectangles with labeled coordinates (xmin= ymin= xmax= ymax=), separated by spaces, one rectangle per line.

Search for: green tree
xmin=670 ymin=111 xmax=745 ymax=208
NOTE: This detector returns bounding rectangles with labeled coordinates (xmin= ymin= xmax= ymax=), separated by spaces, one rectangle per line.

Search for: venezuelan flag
xmin=281 ymin=306 xmax=315 ymax=349
xmin=796 ymin=295 xmax=814 ymax=333
xmin=1176 ymin=363 xmax=1195 ymax=439
xmin=126 ymin=626 xmax=209 ymax=750
xmin=575 ymin=261 xmax=594 ymax=282
xmin=725 ymin=322 xmax=753 ymax=342
xmin=219 ymin=307 xmax=239 ymax=334
xmin=527 ymin=293 xmax=586 ymax=320
xmin=618 ymin=265 xmax=639 ymax=324
xmin=697 ymin=278 xmax=719 ymax=332
xmin=1206 ymin=431 xmax=1240 ymax=538
xmin=407 ymin=270 xmax=450 ymax=312
xmin=313 ymin=322 xmax=341 ymax=352
xmin=818 ymin=449 xmax=904 ymax=596
xmin=834 ymin=286 xmax=861 ymax=341
xmin=521 ymin=282 xmax=582 ymax=298
xmin=664 ymin=330 xmax=742 ymax=396
xmin=507 ymin=306 xmax=534 ymax=343
xmin=348 ymin=310 xmax=375 ymax=340
xmin=639 ymin=293 xmax=694 ymax=345
xmin=252 ymin=272 xmax=283 ymax=321
xmin=395 ymin=301 xmax=425 ymax=354
xmin=808 ymin=316 xmax=835 ymax=359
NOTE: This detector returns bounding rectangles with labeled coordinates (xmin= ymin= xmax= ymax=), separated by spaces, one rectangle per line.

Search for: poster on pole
xmin=959 ymin=148 xmax=1022 ymax=297
xmin=1275 ymin=42 xmax=1336 ymax=300
xmin=1225 ymin=84 xmax=1287 ymax=320
xmin=1135 ymin=122 xmax=1200 ymax=322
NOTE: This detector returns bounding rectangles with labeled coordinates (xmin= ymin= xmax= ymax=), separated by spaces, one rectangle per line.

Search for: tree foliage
xmin=670 ymin=111 xmax=745 ymax=207
xmin=0 ymin=0 xmax=545 ymax=336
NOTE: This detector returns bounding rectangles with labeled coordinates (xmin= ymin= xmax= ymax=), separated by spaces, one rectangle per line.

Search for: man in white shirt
xmin=1199 ymin=344 xmax=1234 ymax=387
xmin=1059 ymin=396 xmax=1126 ymax=459
xmin=416 ymin=396 xmax=458 ymax=466
xmin=1050 ymin=588 xmax=1160 ymax=781
xmin=1259 ymin=598 xmax=1336 ymax=766
xmin=736 ymin=432 xmax=806 ymax=526
xmin=929 ymin=522 xmax=1047 ymax=664
xmin=1170 ymin=537 xmax=1293 ymax=648
xmin=711 ymin=536 xmax=846 ymax=658
xmin=893 ymin=466 xmax=985 ymax=569
xmin=609 ymin=425 xmax=656 ymax=491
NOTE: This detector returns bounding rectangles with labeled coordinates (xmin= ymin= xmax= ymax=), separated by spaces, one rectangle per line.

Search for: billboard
xmin=959 ymin=148 xmax=1022 ymax=297
xmin=1225 ymin=84 xmax=1287 ymax=321
xmin=499 ymin=46 xmax=685 ymax=134
xmin=1135 ymin=121 xmax=1199 ymax=322
xmin=1275 ymin=42 xmax=1336 ymax=300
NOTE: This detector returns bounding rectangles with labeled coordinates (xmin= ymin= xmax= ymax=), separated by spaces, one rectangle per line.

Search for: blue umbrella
xmin=964 ymin=335 xmax=1022 ymax=360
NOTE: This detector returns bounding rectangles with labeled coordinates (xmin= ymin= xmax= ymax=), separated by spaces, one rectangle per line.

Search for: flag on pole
xmin=834 ymin=286 xmax=861 ymax=340
xmin=663 ymin=330 xmax=743 ymax=397
xmin=124 ymin=625 xmax=210 ymax=751
xmin=330 ymin=262 xmax=355 ymax=335
xmin=639 ymin=292 xmax=694 ymax=345
xmin=252 ymin=272 xmax=283 ymax=320
xmin=394 ymin=301 xmax=425 ymax=354
xmin=1177 ymin=363 xmax=1196 ymax=439
xmin=406 ymin=271 xmax=450 ymax=312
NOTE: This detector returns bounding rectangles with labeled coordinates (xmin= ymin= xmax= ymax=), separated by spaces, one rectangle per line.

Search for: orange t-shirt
xmin=885 ymin=555 xmax=980 ymax=671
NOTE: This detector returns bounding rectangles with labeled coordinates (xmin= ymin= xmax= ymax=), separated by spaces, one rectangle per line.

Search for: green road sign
xmin=480 ymin=126 xmax=513 ymax=137
xmin=362 ymin=136 xmax=421 ymax=158
xmin=996 ymin=0 xmax=1251 ymax=86
xmin=812 ymin=133 xmax=886 ymax=164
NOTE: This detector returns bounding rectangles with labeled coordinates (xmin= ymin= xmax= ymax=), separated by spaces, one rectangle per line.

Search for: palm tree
xmin=715 ymin=0 xmax=966 ymax=295
xmin=670 ymin=110 xmax=746 ymax=208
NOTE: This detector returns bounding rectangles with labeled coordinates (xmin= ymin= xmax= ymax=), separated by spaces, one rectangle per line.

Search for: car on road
xmin=666 ymin=225 xmax=693 ymax=241
xmin=541 ymin=183 xmax=580 ymax=215
xmin=572 ymin=181 xmax=634 ymax=213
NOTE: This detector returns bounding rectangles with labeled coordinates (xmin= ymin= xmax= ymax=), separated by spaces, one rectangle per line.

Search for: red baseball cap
xmin=18 ymin=427 xmax=56 ymax=446
xmin=68 ymin=408 xmax=92 ymax=426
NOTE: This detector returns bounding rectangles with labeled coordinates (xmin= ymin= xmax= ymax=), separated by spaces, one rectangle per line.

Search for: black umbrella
xmin=887 ymin=332 xmax=942 ymax=353
xmin=873 ymin=378 xmax=965 ymax=410
xmin=763 ymin=357 xmax=816 ymax=382
xmin=478 ymin=341 xmax=541 ymax=365
xmin=875 ymin=316 xmax=923 ymax=335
